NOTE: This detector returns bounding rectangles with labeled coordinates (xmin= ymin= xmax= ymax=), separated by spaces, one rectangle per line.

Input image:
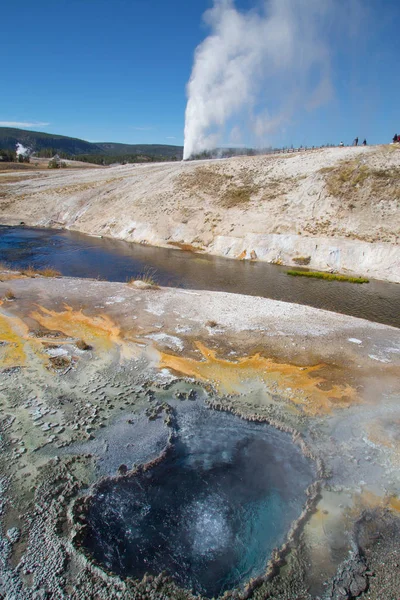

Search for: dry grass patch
xmin=21 ymin=266 xmax=61 ymax=278
xmin=319 ymin=166 xmax=335 ymax=174
xmin=206 ymin=320 xmax=218 ymax=328
xmin=4 ymin=288 xmax=16 ymax=300
xmin=49 ymin=355 xmax=71 ymax=370
xmin=178 ymin=166 xmax=260 ymax=208
xmin=178 ymin=167 xmax=233 ymax=196
xmin=20 ymin=266 xmax=38 ymax=278
xmin=321 ymin=160 xmax=400 ymax=202
xmin=127 ymin=266 xmax=160 ymax=288
xmin=292 ymin=256 xmax=311 ymax=266
xmin=220 ymin=184 xmax=257 ymax=208
xmin=0 ymin=273 xmax=20 ymax=282
xmin=178 ymin=164 xmax=299 ymax=207
xmin=38 ymin=267 xmax=62 ymax=278
xmin=0 ymin=162 xmax=44 ymax=172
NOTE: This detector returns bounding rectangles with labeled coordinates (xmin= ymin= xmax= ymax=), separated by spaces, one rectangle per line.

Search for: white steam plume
xmin=183 ymin=0 xmax=344 ymax=159
xmin=16 ymin=143 xmax=31 ymax=157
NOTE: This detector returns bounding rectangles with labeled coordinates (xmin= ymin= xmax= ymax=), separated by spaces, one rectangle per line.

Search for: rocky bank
xmin=0 ymin=145 xmax=399 ymax=282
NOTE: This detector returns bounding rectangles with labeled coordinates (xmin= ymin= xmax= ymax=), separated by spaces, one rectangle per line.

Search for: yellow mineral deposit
xmin=305 ymin=488 xmax=400 ymax=580
xmin=0 ymin=308 xmax=59 ymax=369
xmin=159 ymin=341 xmax=358 ymax=416
xmin=0 ymin=311 xmax=28 ymax=368
xmin=303 ymin=491 xmax=354 ymax=582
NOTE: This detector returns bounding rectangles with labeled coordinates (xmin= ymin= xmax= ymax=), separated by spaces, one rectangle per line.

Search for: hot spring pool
xmin=77 ymin=401 xmax=315 ymax=598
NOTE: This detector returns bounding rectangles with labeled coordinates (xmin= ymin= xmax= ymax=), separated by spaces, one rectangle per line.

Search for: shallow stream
xmin=0 ymin=225 xmax=398 ymax=327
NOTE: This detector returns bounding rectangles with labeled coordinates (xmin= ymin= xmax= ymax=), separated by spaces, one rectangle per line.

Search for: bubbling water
xmin=79 ymin=404 xmax=315 ymax=598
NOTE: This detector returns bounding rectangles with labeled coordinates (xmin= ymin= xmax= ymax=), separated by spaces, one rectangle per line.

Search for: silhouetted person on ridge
xmin=354 ymin=137 xmax=359 ymax=146
xmin=362 ymin=139 xmax=367 ymax=145
xmin=393 ymin=133 xmax=398 ymax=143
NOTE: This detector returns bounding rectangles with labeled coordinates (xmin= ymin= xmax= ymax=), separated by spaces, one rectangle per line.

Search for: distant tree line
xmin=35 ymin=148 xmax=67 ymax=158
xmin=72 ymin=153 xmax=179 ymax=165
xmin=0 ymin=149 xmax=17 ymax=162
xmin=0 ymin=149 xmax=30 ymax=163
xmin=0 ymin=147 xmax=179 ymax=166
xmin=35 ymin=148 xmax=179 ymax=165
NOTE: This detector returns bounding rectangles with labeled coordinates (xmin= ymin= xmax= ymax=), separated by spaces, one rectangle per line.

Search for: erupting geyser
xmin=77 ymin=400 xmax=315 ymax=598
xmin=183 ymin=0 xmax=340 ymax=160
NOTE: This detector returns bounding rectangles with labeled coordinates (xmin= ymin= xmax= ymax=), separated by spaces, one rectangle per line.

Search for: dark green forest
xmin=0 ymin=127 xmax=183 ymax=164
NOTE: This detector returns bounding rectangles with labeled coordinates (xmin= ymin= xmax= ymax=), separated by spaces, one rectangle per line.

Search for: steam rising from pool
xmin=79 ymin=402 xmax=314 ymax=597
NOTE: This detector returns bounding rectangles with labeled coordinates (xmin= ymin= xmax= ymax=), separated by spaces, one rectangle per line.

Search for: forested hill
xmin=0 ymin=128 xmax=183 ymax=162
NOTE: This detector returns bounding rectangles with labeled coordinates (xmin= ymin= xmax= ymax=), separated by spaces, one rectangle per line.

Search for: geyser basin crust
xmin=0 ymin=276 xmax=399 ymax=599
xmin=75 ymin=402 xmax=315 ymax=598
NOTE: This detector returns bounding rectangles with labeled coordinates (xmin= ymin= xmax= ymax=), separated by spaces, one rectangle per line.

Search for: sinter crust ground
xmin=0 ymin=274 xmax=399 ymax=599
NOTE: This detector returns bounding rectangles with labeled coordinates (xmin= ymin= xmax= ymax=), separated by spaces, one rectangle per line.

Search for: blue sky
xmin=1 ymin=0 xmax=399 ymax=148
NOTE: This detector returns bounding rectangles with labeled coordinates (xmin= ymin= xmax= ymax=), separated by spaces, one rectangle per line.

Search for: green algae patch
xmin=286 ymin=270 xmax=369 ymax=284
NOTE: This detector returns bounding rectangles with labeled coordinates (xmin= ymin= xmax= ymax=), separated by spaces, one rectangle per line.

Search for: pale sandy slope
xmin=0 ymin=145 xmax=399 ymax=281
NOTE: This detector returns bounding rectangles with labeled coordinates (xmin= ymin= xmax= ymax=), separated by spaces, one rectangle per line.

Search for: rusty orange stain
xmin=159 ymin=341 xmax=358 ymax=415
xmin=366 ymin=419 xmax=400 ymax=465
xmin=30 ymin=304 xmax=138 ymax=359
xmin=388 ymin=496 xmax=400 ymax=513
xmin=352 ymin=490 xmax=400 ymax=515
xmin=31 ymin=305 xmax=120 ymax=350
xmin=352 ymin=490 xmax=384 ymax=511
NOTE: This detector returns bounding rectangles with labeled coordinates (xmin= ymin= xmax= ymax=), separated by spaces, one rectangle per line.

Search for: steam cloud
xmin=16 ymin=143 xmax=30 ymax=157
xmin=183 ymin=0 xmax=345 ymax=160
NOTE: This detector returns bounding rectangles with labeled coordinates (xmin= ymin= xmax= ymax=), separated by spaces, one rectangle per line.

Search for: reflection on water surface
xmin=0 ymin=226 xmax=398 ymax=327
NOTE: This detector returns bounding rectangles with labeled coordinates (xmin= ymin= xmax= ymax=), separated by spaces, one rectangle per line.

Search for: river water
xmin=0 ymin=225 xmax=398 ymax=327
